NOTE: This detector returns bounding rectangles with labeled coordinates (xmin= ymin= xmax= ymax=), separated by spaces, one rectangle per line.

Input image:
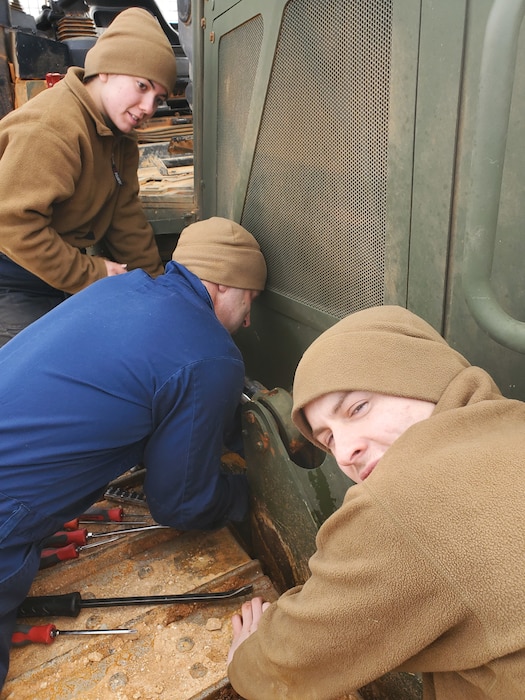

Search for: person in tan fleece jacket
xmin=227 ymin=305 xmax=525 ymax=699
xmin=0 ymin=8 xmax=177 ymax=346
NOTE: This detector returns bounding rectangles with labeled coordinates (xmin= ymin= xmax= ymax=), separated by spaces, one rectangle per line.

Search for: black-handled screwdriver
xmin=18 ymin=584 xmax=254 ymax=618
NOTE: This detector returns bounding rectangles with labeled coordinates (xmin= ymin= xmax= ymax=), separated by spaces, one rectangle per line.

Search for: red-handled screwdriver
xmin=12 ymin=624 xmax=136 ymax=647
xmin=42 ymin=529 xmax=89 ymax=548
xmin=62 ymin=519 xmax=80 ymax=531
xmin=80 ymin=506 xmax=148 ymax=523
xmin=81 ymin=506 xmax=126 ymax=522
xmin=63 ymin=507 xmax=148 ymax=530
xmin=39 ymin=537 xmax=119 ymax=569
xmin=43 ymin=525 xmax=169 ymax=549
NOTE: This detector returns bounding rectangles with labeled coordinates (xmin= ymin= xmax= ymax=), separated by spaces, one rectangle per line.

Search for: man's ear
xmin=217 ymin=284 xmax=229 ymax=293
xmin=98 ymin=73 xmax=110 ymax=83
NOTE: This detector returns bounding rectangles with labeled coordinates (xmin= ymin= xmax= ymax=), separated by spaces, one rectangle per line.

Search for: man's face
xmin=97 ymin=74 xmax=167 ymax=133
xmin=214 ymin=287 xmax=259 ymax=334
xmin=303 ymin=391 xmax=435 ymax=482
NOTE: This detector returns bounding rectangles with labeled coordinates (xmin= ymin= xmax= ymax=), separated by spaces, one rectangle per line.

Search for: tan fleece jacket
xmin=0 ymin=67 xmax=163 ymax=293
xmin=229 ymin=369 xmax=525 ymax=699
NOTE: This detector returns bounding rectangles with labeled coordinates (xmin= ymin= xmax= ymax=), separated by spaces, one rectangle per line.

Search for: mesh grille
xmin=239 ymin=0 xmax=393 ymax=318
xmin=217 ymin=15 xmax=264 ymax=216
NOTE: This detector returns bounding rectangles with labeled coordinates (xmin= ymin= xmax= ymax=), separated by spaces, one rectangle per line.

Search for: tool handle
xmin=62 ymin=518 xmax=79 ymax=530
xmin=39 ymin=543 xmax=79 ymax=569
xmin=11 ymin=624 xmax=57 ymax=646
xmin=80 ymin=507 xmax=124 ymax=522
xmin=42 ymin=529 xmax=88 ymax=548
xmin=17 ymin=593 xmax=83 ymax=618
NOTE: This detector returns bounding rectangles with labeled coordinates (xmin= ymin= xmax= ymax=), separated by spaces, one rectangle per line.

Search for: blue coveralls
xmin=0 ymin=261 xmax=249 ymax=687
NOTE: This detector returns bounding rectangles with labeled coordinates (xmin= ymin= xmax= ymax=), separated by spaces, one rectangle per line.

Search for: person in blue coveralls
xmin=0 ymin=216 xmax=267 ymax=689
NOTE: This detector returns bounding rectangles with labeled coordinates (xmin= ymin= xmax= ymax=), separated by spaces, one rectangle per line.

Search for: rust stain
xmin=5 ymin=517 xmax=277 ymax=700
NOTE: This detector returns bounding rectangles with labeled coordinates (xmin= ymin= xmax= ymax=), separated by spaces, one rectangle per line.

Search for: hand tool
xmin=42 ymin=524 xmax=170 ymax=549
xmin=62 ymin=518 xmax=82 ymax=531
xmin=89 ymin=524 xmax=169 ymax=537
xmin=63 ymin=507 xmax=149 ymax=529
xmin=63 ymin=518 xmax=139 ymax=531
xmin=104 ymin=466 xmax=148 ymax=506
xmin=79 ymin=506 xmax=150 ymax=523
xmin=104 ymin=486 xmax=147 ymax=506
xmin=18 ymin=584 xmax=254 ymax=618
xmin=105 ymin=466 xmax=146 ymax=491
xmin=39 ymin=537 xmax=119 ymax=569
xmin=42 ymin=529 xmax=90 ymax=548
xmin=12 ymin=624 xmax=136 ymax=647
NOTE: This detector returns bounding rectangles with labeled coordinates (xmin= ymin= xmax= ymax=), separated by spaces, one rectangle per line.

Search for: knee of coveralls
xmin=0 ymin=605 xmax=18 ymax=690
xmin=0 ymin=543 xmax=41 ymax=691
xmin=0 ymin=491 xmax=64 ymax=690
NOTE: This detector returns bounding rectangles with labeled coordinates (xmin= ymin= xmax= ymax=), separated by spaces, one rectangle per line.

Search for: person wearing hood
xmin=0 ymin=8 xmax=177 ymax=346
xmin=227 ymin=305 xmax=525 ymax=699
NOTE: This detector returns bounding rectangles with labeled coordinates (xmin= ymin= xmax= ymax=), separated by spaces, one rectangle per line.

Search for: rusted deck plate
xmin=3 ymin=525 xmax=276 ymax=700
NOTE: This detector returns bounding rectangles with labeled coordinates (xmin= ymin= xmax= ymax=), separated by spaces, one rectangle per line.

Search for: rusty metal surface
xmin=242 ymin=397 xmax=343 ymax=593
xmin=3 ymin=523 xmax=276 ymax=700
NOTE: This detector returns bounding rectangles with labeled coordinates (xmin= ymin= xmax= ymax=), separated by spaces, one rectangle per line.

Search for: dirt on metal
xmin=3 ymin=507 xmax=275 ymax=700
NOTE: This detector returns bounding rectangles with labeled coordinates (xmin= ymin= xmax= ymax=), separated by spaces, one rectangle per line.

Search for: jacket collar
xmin=62 ymin=66 xmax=137 ymax=142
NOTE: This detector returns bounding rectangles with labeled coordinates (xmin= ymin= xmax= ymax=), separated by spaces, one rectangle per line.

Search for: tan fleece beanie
xmin=172 ymin=217 xmax=267 ymax=291
xmin=292 ymin=305 xmax=470 ymax=447
xmin=84 ymin=8 xmax=177 ymax=93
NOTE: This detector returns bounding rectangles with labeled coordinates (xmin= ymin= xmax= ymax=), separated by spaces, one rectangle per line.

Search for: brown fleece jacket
xmin=228 ymin=308 xmax=525 ymax=699
xmin=0 ymin=67 xmax=163 ymax=293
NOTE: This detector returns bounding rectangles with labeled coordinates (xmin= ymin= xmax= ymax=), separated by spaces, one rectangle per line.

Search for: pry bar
xmin=18 ymin=584 xmax=254 ymax=618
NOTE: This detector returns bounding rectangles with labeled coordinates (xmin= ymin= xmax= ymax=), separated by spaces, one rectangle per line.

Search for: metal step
xmin=4 ymin=517 xmax=276 ymax=699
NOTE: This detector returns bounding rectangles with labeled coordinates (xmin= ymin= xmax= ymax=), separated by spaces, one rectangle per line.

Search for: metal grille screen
xmin=238 ymin=0 xmax=392 ymax=318
xmin=217 ymin=15 xmax=264 ymax=216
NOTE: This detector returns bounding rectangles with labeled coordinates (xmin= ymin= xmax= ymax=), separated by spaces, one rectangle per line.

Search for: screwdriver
xmin=18 ymin=584 xmax=254 ymax=618
xmin=64 ymin=518 xmax=151 ymax=530
xmin=42 ymin=525 xmax=169 ymax=548
xmin=80 ymin=506 xmax=149 ymax=523
xmin=63 ymin=507 xmax=148 ymax=529
xmin=42 ymin=529 xmax=90 ymax=548
xmin=12 ymin=623 xmax=136 ymax=647
xmin=39 ymin=538 xmax=119 ymax=569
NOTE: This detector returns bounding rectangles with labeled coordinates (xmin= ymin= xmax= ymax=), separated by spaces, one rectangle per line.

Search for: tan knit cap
xmin=84 ymin=8 xmax=177 ymax=93
xmin=172 ymin=217 xmax=267 ymax=291
xmin=292 ymin=305 xmax=470 ymax=447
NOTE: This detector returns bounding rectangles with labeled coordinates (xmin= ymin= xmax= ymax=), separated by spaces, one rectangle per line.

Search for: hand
xmin=104 ymin=260 xmax=128 ymax=276
xmin=227 ymin=596 xmax=271 ymax=665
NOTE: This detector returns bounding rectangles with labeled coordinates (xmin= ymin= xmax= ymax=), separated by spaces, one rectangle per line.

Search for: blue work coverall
xmin=0 ymin=261 xmax=249 ymax=687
